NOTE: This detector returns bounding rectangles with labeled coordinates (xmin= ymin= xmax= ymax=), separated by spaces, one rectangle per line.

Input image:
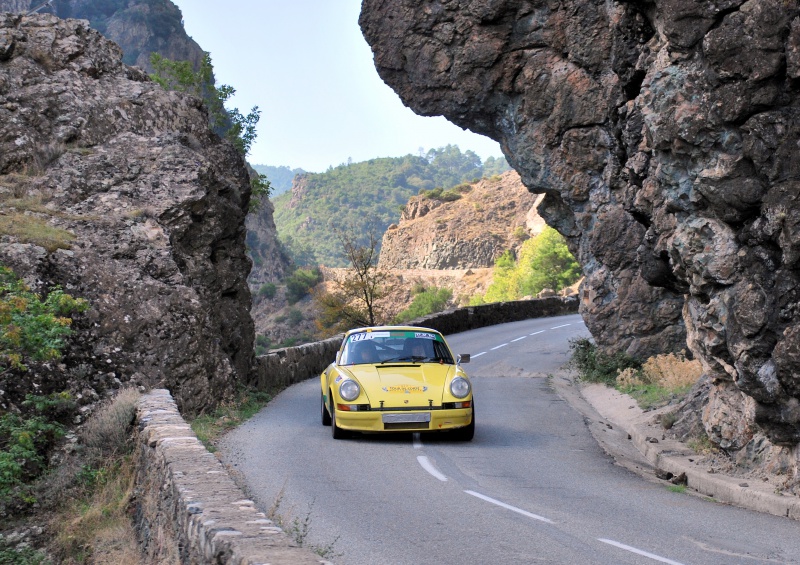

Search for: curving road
xmin=219 ymin=315 xmax=800 ymax=564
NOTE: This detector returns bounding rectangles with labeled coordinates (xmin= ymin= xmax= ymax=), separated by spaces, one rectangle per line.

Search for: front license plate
xmin=382 ymin=413 xmax=431 ymax=424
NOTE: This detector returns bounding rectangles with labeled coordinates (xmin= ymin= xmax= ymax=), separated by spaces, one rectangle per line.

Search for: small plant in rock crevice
xmin=268 ymin=489 xmax=340 ymax=560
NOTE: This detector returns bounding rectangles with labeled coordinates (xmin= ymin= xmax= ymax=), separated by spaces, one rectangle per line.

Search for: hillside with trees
xmin=272 ymin=146 xmax=510 ymax=267
xmin=252 ymin=165 xmax=306 ymax=196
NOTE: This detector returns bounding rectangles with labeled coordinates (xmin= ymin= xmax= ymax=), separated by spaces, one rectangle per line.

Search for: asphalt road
xmin=219 ymin=314 xmax=800 ymax=564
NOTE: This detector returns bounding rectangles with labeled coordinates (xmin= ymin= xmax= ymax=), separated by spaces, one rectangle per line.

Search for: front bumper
xmin=334 ymin=406 xmax=473 ymax=433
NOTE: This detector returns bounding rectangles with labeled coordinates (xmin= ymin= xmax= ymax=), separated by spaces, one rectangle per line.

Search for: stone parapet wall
xmin=251 ymin=296 xmax=579 ymax=390
xmin=134 ymin=389 xmax=327 ymax=565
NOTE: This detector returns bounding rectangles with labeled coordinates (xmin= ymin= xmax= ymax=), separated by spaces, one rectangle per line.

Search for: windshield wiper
xmin=380 ymin=355 xmax=428 ymax=364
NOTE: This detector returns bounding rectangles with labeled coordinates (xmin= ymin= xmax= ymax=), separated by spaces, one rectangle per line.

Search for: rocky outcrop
xmin=245 ymin=196 xmax=291 ymax=288
xmin=360 ymin=0 xmax=800 ymax=461
xmin=0 ymin=14 xmax=254 ymax=414
xmin=379 ymin=170 xmax=544 ymax=269
xmin=0 ymin=0 xmax=205 ymax=72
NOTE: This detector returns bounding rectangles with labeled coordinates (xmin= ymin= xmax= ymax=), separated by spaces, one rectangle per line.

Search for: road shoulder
xmin=550 ymin=370 xmax=800 ymax=521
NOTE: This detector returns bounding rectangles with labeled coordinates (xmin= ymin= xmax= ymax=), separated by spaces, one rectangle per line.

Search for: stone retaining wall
xmin=134 ymin=389 xmax=328 ymax=564
xmin=134 ymin=297 xmax=578 ymax=563
xmin=250 ymin=296 xmax=578 ymax=390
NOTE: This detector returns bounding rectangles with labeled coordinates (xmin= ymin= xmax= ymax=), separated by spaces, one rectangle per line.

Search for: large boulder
xmin=0 ymin=14 xmax=254 ymax=414
xmin=360 ymin=0 xmax=800 ymax=456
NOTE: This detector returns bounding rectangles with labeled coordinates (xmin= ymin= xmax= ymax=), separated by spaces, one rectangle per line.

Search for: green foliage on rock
xmin=273 ymin=145 xmax=505 ymax=267
xmin=285 ymin=268 xmax=323 ymax=304
xmin=481 ymin=227 xmax=581 ymax=303
xmin=149 ymin=52 xmax=261 ymax=156
xmin=1 ymin=265 xmax=88 ymax=372
xmin=568 ymin=337 xmax=641 ymax=385
xmin=394 ymin=286 xmax=453 ymax=324
xmin=0 ymin=392 xmax=74 ymax=503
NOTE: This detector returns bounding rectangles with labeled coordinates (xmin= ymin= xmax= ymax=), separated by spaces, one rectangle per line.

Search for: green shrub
xmin=394 ymin=287 xmax=453 ymax=324
xmin=568 ymin=337 xmax=640 ymax=385
xmin=258 ymin=282 xmax=277 ymax=299
xmin=1 ymin=265 xmax=88 ymax=371
xmin=285 ymin=268 xmax=322 ymax=304
xmin=0 ymin=393 xmax=74 ymax=502
xmin=287 ymin=309 xmax=303 ymax=326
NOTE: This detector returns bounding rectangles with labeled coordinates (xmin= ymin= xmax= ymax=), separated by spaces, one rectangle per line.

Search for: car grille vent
xmin=384 ymin=422 xmax=430 ymax=430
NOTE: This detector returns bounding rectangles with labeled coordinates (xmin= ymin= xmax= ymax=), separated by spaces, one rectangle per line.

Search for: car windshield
xmin=340 ymin=330 xmax=454 ymax=366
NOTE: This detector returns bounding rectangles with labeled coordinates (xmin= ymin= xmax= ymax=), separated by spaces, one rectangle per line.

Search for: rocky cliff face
xmin=0 ymin=14 xmax=254 ymax=414
xmin=379 ymin=170 xmax=544 ymax=269
xmin=0 ymin=0 xmax=205 ymax=72
xmin=360 ymin=0 xmax=800 ymax=461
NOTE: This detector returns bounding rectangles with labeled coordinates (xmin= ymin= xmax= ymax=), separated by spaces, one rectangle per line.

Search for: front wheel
xmin=451 ymin=405 xmax=475 ymax=441
xmin=321 ymin=392 xmax=331 ymax=426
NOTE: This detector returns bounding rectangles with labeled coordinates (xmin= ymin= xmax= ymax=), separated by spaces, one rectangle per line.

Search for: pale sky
xmin=170 ymin=0 xmax=502 ymax=173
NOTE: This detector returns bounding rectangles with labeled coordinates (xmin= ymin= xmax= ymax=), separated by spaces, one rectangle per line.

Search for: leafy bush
xmin=1 ymin=265 xmax=88 ymax=371
xmin=258 ymin=282 xmax=277 ymax=299
xmin=394 ymin=287 xmax=453 ymax=324
xmin=287 ymin=308 xmax=303 ymax=326
xmin=0 ymin=393 xmax=74 ymax=502
xmin=285 ymin=268 xmax=323 ymax=304
xmin=568 ymin=338 xmax=640 ymax=385
xmin=482 ymin=227 xmax=581 ymax=303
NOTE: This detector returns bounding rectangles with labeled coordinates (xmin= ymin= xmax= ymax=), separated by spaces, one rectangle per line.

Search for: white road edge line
xmin=490 ymin=343 xmax=509 ymax=350
xmin=511 ymin=336 xmax=527 ymax=342
xmin=417 ymin=456 xmax=447 ymax=481
xmin=597 ymin=539 xmax=686 ymax=565
xmin=464 ymin=490 xmax=553 ymax=524
xmin=529 ymin=330 xmax=545 ymax=336
xmin=473 ymin=352 xmax=487 ymax=358
xmin=413 ymin=433 xmax=422 ymax=449
xmin=550 ymin=323 xmax=572 ymax=329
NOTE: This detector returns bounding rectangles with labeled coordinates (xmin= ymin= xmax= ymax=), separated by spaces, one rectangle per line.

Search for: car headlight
xmin=450 ymin=377 xmax=471 ymax=399
xmin=339 ymin=379 xmax=361 ymax=401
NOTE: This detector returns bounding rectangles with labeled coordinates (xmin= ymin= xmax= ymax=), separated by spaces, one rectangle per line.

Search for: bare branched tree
xmin=314 ymin=228 xmax=396 ymax=335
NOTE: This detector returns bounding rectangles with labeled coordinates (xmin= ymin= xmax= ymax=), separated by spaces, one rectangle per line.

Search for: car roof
xmin=343 ymin=326 xmax=441 ymax=338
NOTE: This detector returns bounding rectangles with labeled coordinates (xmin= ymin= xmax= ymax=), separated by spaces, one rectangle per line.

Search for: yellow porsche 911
xmin=320 ymin=326 xmax=474 ymax=440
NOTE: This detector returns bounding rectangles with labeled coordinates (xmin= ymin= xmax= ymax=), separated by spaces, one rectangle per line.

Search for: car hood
xmin=346 ymin=363 xmax=455 ymax=408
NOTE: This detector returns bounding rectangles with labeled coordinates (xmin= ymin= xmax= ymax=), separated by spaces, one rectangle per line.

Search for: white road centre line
xmin=511 ymin=336 xmax=527 ymax=342
xmin=550 ymin=323 xmax=572 ymax=329
xmin=464 ymin=490 xmax=553 ymax=524
xmin=490 ymin=343 xmax=509 ymax=350
xmin=417 ymin=456 xmax=448 ymax=481
xmin=472 ymin=351 xmax=487 ymax=358
xmin=529 ymin=330 xmax=545 ymax=336
xmin=597 ymin=539 xmax=686 ymax=565
xmin=413 ymin=434 xmax=422 ymax=449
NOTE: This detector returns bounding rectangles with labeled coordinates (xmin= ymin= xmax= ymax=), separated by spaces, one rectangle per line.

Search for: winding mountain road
xmin=219 ymin=315 xmax=800 ymax=564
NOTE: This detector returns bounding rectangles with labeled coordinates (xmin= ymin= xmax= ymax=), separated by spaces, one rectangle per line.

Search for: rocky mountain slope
xmin=0 ymin=14 xmax=254 ymax=414
xmin=379 ymin=170 xmax=544 ymax=270
xmin=0 ymin=0 xmax=205 ymax=72
xmin=272 ymin=148 xmax=508 ymax=267
xmin=360 ymin=0 xmax=800 ymax=472
xmin=0 ymin=0 xmax=292 ymax=293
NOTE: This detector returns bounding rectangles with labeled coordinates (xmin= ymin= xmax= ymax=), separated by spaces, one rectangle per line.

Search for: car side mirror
xmin=457 ymin=354 xmax=470 ymax=364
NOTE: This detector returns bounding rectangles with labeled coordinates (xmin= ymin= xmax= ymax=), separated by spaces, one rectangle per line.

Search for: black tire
xmin=452 ymin=405 xmax=475 ymax=441
xmin=331 ymin=393 xmax=348 ymax=439
xmin=321 ymin=392 xmax=331 ymax=426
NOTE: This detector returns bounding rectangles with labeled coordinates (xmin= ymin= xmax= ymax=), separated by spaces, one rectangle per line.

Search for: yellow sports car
xmin=320 ymin=326 xmax=474 ymax=440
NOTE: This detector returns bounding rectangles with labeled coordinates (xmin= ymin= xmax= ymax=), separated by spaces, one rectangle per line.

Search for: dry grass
xmin=79 ymin=387 xmax=140 ymax=460
xmin=0 ymin=211 xmax=76 ymax=252
xmin=616 ymin=352 xmax=703 ymax=410
xmin=616 ymin=352 xmax=702 ymax=388
xmin=51 ymin=457 xmax=139 ymax=564
xmin=45 ymin=388 xmax=143 ymax=564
